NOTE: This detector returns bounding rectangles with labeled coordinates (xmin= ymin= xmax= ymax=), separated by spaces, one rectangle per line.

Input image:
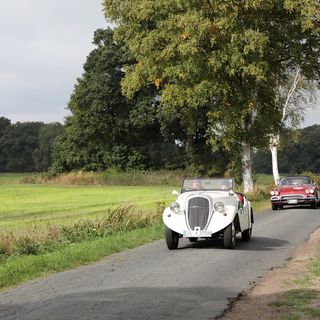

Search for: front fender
xmin=207 ymin=205 xmax=238 ymax=234
xmin=163 ymin=207 xmax=187 ymax=234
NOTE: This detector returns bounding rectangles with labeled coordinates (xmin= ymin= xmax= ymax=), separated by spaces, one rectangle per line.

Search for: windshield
xmin=279 ymin=177 xmax=312 ymax=186
xmin=182 ymin=178 xmax=234 ymax=192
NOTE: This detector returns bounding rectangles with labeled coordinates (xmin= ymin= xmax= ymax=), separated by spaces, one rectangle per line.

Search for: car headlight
xmin=306 ymin=189 xmax=310 ymax=194
xmin=270 ymin=191 xmax=275 ymax=196
xmin=274 ymin=190 xmax=279 ymax=196
xmin=170 ymin=202 xmax=180 ymax=213
xmin=307 ymin=189 xmax=314 ymax=194
xmin=214 ymin=201 xmax=224 ymax=213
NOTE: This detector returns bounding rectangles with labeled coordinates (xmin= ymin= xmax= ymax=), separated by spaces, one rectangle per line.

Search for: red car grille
xmin=281 ymin=195 xmax=304 ymax=200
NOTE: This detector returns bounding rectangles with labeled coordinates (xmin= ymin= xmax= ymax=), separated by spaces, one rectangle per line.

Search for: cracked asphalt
xmin=1 ymin=206 xmax=320 ymax=320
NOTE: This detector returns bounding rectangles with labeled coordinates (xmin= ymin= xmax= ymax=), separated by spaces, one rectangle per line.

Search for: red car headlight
xmin=306 ymin=189 xmax=310 ymax=194
xmin=270 ymin=191 xmax=275 ymax=196
xmin=274 ymin=190 xmax=279 ymax=196
xmin=309 ymin=189 xmax=315 ymax=194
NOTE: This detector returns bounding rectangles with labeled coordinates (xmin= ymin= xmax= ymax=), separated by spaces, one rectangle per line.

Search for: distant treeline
xmin=0 ymin=117 xmax=63 ymax=172
xmin=0 ymin=114 xmax=319 ymax=174
xmin=253 ymin=125 xmax=320 ymax=174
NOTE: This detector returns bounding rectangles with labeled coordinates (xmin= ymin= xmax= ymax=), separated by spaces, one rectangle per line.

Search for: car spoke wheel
xmin=223 ymin=221 xmax=236 ymax=249
xmin=165 ymin=226 xmax=179 ymax=250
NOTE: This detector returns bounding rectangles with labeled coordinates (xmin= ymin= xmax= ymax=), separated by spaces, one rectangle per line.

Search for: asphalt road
xmin=1 ymin=206 xmax=320 ymax=320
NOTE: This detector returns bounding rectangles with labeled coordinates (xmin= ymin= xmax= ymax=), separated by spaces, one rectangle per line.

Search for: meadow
xmin=0 ymin=183 xmax=176 ymax=232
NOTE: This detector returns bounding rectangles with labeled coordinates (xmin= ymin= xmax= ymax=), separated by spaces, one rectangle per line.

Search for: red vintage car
xmin=270 ymin=176 xmax=319 ymax=210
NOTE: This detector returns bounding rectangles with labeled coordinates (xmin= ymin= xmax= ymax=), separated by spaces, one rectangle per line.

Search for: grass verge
xmin=269 ymin=246 xmax=320 ymax=319
xmin=0 ymin=220 xmax=164 ymax=290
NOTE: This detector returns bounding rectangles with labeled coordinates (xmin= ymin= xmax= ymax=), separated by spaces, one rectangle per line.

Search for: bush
xmin=14 ymin=237 xmax=40 ymax=255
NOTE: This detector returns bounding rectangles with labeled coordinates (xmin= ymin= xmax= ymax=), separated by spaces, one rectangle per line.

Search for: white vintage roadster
xmin=163 ymin=178 xmax=254 ymax=250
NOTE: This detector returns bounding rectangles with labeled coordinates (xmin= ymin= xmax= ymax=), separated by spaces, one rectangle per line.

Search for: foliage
xmin=33 ymin=123 xmax=63 ymax=171
xmin=103 ymin=0 xmax=320 ymax=190
xmin=52 ymin=28 xmax=176 ymax=172
xmin=0 ymin=118 xmax=62 ymax=172
xmin=254 ymin=125 xmax=320 ymax=174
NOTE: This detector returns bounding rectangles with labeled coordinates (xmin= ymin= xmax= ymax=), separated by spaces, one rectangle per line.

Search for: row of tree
xmin=0 ymin=117 xmax=62 ymax=172
xmin=1 ymin=111 xmax=319 ymax=175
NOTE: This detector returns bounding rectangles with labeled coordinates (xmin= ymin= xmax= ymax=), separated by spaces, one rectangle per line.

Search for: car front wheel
xmin=223 ymin=221 xmax=236 ymax=249
xmin=272 ymin=203 xmax=278 ymax=211
xmin=165 ymin=226 xmax=179 ymax=250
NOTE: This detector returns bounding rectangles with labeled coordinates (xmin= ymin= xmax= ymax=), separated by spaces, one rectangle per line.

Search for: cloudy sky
xmin=0 ymin=0 xmax=106 ymax=124
xmin=0 ymin=1 xmax=319 ymax=127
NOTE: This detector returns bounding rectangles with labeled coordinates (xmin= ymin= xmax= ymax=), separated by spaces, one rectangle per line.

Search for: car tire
xmin=242 ymin=226 xmax=252 ymax=241
xmin=223 ymin=221 xmax=236 ymax=249
xmin=188 ymin=237 xmax=198 ymax=243
xmin=165 ymin=226 xmax=179 ymax=250
xmin=272 ymin=204 xmax=278 ymax=211
xmin=311 ymin=202 xmax=317 ymax=209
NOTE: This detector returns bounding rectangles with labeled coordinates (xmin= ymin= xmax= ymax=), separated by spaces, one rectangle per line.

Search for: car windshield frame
xmin=279 ymin=176 xmax=313 ymax=186
xmin=181 ymin=178 xmax=235 ymax=193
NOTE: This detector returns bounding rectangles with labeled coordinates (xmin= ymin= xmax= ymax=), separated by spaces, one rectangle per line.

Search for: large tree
xmin=52 ymin=28 xmax=170 ymax=172
xmin=103 ymin=0 xmax=320 ymax=192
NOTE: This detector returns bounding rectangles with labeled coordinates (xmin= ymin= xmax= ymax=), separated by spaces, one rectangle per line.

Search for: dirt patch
xmin=219 ymin=228 xmax=320 ymax=320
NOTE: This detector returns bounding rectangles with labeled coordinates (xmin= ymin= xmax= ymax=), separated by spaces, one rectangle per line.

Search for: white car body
xmin=163 ymin=178 xmax=253 ymax=249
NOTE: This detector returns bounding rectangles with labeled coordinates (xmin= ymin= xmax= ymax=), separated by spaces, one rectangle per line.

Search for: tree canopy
xmin=0 ymin=118 xmax=62 ymax=172
xmin=52 ymin=28 xmax=180 ymax=172
xmin=103 ymin=0 xmax=320 ymax=190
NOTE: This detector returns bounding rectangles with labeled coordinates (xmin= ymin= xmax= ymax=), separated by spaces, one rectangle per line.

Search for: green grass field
xmin=0 ymin=182 xmax=177 ymax=232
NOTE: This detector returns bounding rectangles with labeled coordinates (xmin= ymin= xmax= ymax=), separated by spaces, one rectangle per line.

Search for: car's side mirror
xmin=172 ymin=190 xmax=180 ymax=196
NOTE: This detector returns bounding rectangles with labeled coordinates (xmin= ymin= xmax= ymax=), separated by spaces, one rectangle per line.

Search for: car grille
xmin=187 ymin=197 xmax=209 ymax=230
xmin=281 ymin=195 xmax=304 ymax=200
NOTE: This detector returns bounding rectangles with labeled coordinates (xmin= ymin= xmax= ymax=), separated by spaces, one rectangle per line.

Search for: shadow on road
xmin=0 ymin=286 xmax=236 ymax=320
xmin=180 ymin=236 xmax=290 ymax=251
xmin=276 ymin=205 xmax=319 ymax=211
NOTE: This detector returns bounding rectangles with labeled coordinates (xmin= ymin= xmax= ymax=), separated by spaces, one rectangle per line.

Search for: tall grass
xmin=21 ymin=170 xmax=184 ymax=186
xmin=0 ymin=203 xmax=164 ymax=261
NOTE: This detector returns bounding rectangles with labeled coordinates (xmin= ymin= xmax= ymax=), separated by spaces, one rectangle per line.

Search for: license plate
xmin=183 ymin=230 xmax=212 ymax=237
xmin=288 ymin=199 xmax=298 ymax=204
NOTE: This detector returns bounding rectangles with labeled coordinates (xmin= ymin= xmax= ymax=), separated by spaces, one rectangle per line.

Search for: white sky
xmin=0 ymin=0 xmax=106 ymax=124
xmin=0 ymin=1 xmax=319 ymax=126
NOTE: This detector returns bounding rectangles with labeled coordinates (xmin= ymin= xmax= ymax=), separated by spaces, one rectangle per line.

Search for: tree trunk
xmin=241 ymin=142 xmax=254 ymax=193
xmin=270 ymin=134 xmax=280 ymax=185
xmin=185 ymin=134 xmax=194 ymax=153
